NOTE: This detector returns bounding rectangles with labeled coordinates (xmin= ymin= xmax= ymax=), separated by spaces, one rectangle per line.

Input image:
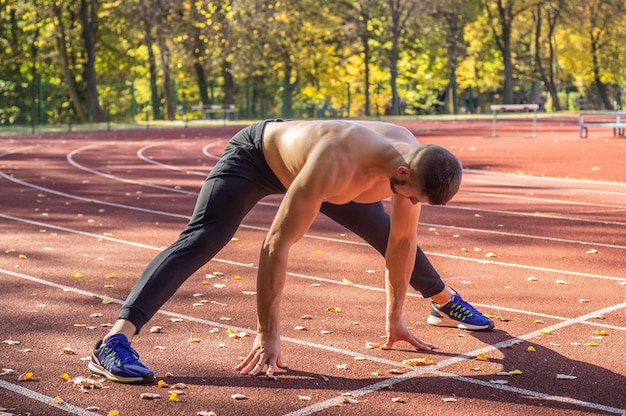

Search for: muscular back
xmin=262 ymin=120 xmax=417 ymax=204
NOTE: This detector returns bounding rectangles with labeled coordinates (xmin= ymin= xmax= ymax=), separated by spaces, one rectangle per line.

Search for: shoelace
xmin=104 ymin=338 xmax=139 ymax=365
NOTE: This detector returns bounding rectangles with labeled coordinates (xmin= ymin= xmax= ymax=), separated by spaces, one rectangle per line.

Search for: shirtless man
xmin=88 ymin=119 xmax=493 ymax=384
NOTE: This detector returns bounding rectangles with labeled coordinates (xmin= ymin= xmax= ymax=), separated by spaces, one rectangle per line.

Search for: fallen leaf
xmin=555 ymin=280 xmax=567 ymax=285
xmin=336 ymin=364 xmax=349 ymax=370
xmin=197 ymin=412 xmax=217 ymax=416
xmin=231 ymin=393 xmax=247 ymax=400
xmin=402 ymin=358 xmax=434 ymax=366
xmin=584 ymin=342 xmax=598 ymax=347
xmin=475 ymin=354 xmax=488 ymax=361
xmin=392 ymin=397 xmax=406 ymax=403
xmin=298 ymin=395 xmax=312 ymax=401
xmin=585 ymin=249 xmax=599 ymax=254
xmin=168 ymin=391 xmax=180 ymax=402
xmin=556 ymin=374 xmax=577 ymax=380
xmin=442 ymin=397 xmax=458 ymax=402
xmin=59 ymin=373 xmax=71 ymax=381
xmin=18 ymin=371 xmax=34 ymax=381
xmin=53 ymin=396 xmax=64 ymax=404
xmin=364 ymin=341 xmax=380 ymax=349
xmin=593 ymin=330 xmax=607 ymax=336
xmin=140 ymin=393 xmax=161 ymax=400
xmin=150 ymin=326 xmax=163 ymax=333
xmin=62 ymin=347 xmax=77 ymax=355
xmin=327 ymin=306 xmax=342 ymax=313
xmin=527 ymin=346 xmax=536 ymax=352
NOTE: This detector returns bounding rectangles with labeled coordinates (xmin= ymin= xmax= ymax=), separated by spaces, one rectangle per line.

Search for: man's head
xmin=390 ymin=144 xmax=462 ymax=205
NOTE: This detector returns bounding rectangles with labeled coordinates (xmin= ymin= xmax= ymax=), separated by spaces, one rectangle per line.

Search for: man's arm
xmin=235 ymin=156 xmax=334 ymax=376
xmin=382 ymin=195 xmax=437 ymax=351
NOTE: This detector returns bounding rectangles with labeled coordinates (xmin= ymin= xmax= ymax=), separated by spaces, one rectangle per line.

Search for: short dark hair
xmin=412 ymin=145 xmax=462 ymax=205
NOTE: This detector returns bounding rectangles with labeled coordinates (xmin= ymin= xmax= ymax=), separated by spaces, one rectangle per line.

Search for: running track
xmin=1 ymin=118 xmax=625 ymax=416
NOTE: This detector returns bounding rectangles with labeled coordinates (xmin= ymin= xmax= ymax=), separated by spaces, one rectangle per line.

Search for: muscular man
xmin=88 ymin=119 xmax=493 ymax=384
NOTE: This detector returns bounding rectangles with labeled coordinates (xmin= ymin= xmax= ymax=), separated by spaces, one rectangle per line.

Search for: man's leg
xmin=89 ymin=173 xmax=274 ymax=384
xmin=320 ymin=201 xmax=444 ymax=297
xmin=320 ymin=201 xmax=493 ymax=331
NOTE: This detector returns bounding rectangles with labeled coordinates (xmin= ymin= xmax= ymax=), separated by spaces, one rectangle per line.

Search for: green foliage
xmin=2 ymin=0 xmax=626 ymax=125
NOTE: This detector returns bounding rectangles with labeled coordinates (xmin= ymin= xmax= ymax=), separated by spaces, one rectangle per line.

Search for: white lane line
xmin=420 ymin=221 xmax=626 ymax=251
xmin=5 ymin=152 xmax=625 ymax=250
xmin=3 ymin=211 xmax=626 ymax=332
xmin=464 ymin=168 xmax=626 ymax=189
xmin=64 ymin=142 xmax=626 ymax=224
xmin=285 ymin=299 xmax=626 ymax=416
xmin=3 ymin=267 xmax=624 ymax=416
xmin=136 ymin=141 xmax=213 ymax=176
xmin=0 ymin=379 xmax=101 ymax=416
xmin=2 ymin=209 xmax=624 ymax=288
xmin=461 ymin=190 xmax=626 ymax=210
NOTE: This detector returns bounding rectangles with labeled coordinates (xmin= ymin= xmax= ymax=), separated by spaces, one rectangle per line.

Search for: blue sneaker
xmin=427 ymin=293 xmax=494 ymax=331
xmin=88 ymin=334 xmax=156 ymax=384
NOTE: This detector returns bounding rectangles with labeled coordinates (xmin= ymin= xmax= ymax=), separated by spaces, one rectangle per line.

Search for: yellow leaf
xmin=101 ymin=299 xmax=113 ymax=305
xmin=327 ymin=306 xmax=342 ymax=313
xmin=18 ymin=371 xmax=33 ymax=381
xmin=233 ymin=275 xmax=241 ymax=280
xmin=168 ymin=391 xmax=180 ymax=402
xmin=105 ymin=273 xmax=115 ymax=279
xmin=527 ymin=346 xmax=536 ymax=352
xmin=314 ymin=250 xmax=322 ymax=255
xmin=54 ymin=396 xmax=63 ymax=404
xmin=539 ymin=329 xmax=551 ymax=335
xmin=392 ymin=397 xmax=406 ymax=403
xmin=157 ymin=379 xmax=168 ymax=388
xmin=107 ymin=411 xmax=120 ymax=416
xmin=62 ymin=346 xmax=77 ymax=355
xmin=593 ymin=330 xmax=607 ymax=336
xmin=475 ymin=354 xmax=488 ymax=361
xmin=402 ymin=358 xmax=434 ymax=366
xmin=508 ymin=369 xmax=523 ymax=375
xmin=59 ymin=373 xmax=70 ymax=381
xmin=468 ymin=365 xmax=480 ymax=371
xmin=584 ymin=342 xmax=598 ymax=347
xmin=74 ymin=272 xmax=83 ymax=278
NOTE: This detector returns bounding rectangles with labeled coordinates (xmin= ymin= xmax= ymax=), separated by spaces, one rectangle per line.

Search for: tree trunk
xmin=81 ymin=0 xmax=105 ymax=122
xmin=142 ymin=0 xmax=161 ymax=120
xmin=51 ymin=4 xmax=88 ymax=123
xmin=155 ymin=4 xmax=175 ymax=121
xmin=221 ymin=60 xmax=235 ymax=107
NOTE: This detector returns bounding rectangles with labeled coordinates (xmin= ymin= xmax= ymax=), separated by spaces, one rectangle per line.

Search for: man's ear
xmin=397 ymin=166 xmax=411 ymax=179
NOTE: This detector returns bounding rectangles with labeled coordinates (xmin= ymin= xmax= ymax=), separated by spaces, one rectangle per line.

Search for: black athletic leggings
xmin=118 ymin=120 xmax=445 ymax=332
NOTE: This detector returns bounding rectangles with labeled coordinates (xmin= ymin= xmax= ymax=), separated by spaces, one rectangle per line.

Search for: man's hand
xmin=234 ymin=332 xmax=287 ymax=377
xmin=381 ymin=318 xmax=437 ymax=351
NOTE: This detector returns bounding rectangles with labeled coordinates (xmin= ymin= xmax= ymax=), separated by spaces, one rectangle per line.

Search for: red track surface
xmin=1 ymin=117 xmax=625 ymax=416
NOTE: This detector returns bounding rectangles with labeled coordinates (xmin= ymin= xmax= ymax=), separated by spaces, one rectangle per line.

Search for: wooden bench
xmin=177 ymin=104 xmax=238 ymax=126
xmin=487 ymin=104 xmax=539 ymax=138
xmin=578 ymin=112 xmax=626 ymax=138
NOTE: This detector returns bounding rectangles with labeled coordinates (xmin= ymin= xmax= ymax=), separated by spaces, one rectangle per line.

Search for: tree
xmin=80 ymin=0 xmax=105 ymax=122
xmin=432 ymin=0 xmax=481 ymax=114
xmin=483 ymin=0 xmax=537 ymax=104
xmin=384 ymin=0 xmax=422 ymax=115
xmin=566 ymin=0 xmax=626 ymax=110
xmin=533 ymin=0 xmax=564 ymax=111
xmin=50 ymin=2 xmax=88 ymax=123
